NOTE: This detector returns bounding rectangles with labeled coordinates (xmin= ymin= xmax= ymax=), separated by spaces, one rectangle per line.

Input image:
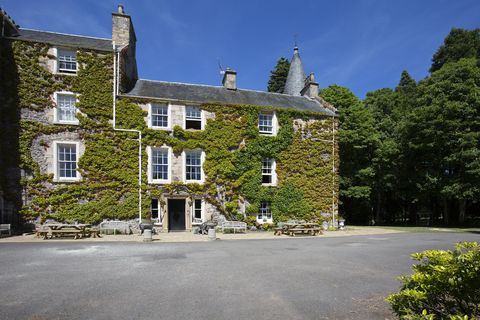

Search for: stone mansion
xmin=0 ymin=6 xmax=338 ymax=231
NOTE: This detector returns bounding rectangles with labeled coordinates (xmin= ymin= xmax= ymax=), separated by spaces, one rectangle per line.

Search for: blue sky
xmin=3 ymin=0 xmax=479 ymax=98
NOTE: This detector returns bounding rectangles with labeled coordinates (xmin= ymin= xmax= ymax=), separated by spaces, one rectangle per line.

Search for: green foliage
xmin=267 ymin=57 xmax=290 ymax=93
xmin=386 ymin=242 xmax=480 ymax=319
xmin=7 ymin=41 xmax=338 ymax=225
xmin=430 ymin=28 xmax=480 ymax=73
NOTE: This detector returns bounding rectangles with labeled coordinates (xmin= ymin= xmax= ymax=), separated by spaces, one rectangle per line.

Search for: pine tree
xmin=267 ymin=57 xmax=290 ymax=93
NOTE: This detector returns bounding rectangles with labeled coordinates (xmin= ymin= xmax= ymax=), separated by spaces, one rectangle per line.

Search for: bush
xmin=245 ymin=215 xmax=257 ymax=227
xmin=261 ymin=223 xmax=271 ymax=231
xmin=386 ymin=242 xmax=480 ymax=320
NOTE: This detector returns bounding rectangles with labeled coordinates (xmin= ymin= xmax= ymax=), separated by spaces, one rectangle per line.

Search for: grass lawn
xmin=359 ymin=225 xmax=480 ymax=234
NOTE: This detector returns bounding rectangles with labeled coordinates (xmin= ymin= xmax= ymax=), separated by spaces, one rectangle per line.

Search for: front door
xmin=168 ymin=199 xmax=186 ymax=231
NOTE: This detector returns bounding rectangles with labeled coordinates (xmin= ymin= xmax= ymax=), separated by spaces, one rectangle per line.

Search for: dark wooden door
xmin=168 ymin=199 xmax=185 ymax=231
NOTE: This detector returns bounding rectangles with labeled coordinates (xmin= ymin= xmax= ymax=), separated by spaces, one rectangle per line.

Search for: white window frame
xmin=183 ymin=149 xmax=205 ymax=183
xmin=53 ymin=141 xmax=81 ymax=182
xmin=192 ymin=198 xmax=204 ymax=225
xmin=53 ymin=91 xmax=79 ymax=125
xmin=258 ymin=111 xmax=278 ymax=136
xmin=147 ymin=146 xmax=172 ymax=184
xmin=261 ymin=158 xmax=277 ymax=186
xmin=148 ymin=103 xmax=172 ymax=130
xmin=184 ymin=106 xmax=204 ymax=130
xmin=54 ymin=48 xmax=78 ymax=74
xmin=257 ymin=201 xmax=273 ymax=224
xmin=151 ymin=198 xmax=163 ymax=224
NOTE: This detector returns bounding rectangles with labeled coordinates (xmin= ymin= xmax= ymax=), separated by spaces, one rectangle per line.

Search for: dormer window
xmin=258 ymin=112 xmax=278 ymax=135
xmin=185 ymin=106 xmax=202 ymax=130
xmin=57 ymin=49 xmax=77 ymax=73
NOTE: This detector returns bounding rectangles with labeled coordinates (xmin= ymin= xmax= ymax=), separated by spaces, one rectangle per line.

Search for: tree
xmin=267 ymin=57 xmax=290 ymax=93
xmin=406 ymin=58 xmax=480 ymax=224
xmin=430 ymin=28 xmax=480 ymax=73
xmin=320 ymin=85 xmax=378 ymax=224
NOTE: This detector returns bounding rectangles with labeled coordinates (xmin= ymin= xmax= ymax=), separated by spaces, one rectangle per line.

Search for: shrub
xmin=261 ymin=223 xmax=271 ymax=231
xmin=245 ymin=215 xmax=257 ymax=226
xmin=386 ymin=242 xmax=480 ymax=319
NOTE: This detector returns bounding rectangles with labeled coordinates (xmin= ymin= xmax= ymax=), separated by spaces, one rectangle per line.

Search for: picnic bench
xmin=0 ymin=224 xmax=11 ymax=237
xmin=221 ymin=221 xmax=247 ymax=233
xmin=36 ymin=224 xmax=100 ymax=240
xmin=274 ymin=222 xmax=322 ymax=237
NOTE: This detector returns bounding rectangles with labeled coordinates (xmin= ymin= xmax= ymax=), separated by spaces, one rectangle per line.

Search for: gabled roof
xmin=8 ymin=29 xmax=112 ymax=52
xmin=123 ymin=79 xmax=336 ymax=116
xmin=283 ymin=47 xmax=306 ymax=96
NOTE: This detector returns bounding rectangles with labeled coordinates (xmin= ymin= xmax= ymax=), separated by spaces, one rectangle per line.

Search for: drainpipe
xmin=112 ymin=42 xmax=143 ymax=222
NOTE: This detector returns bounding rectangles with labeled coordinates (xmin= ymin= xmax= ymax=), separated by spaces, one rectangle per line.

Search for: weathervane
xmin=294 ymin=33 xmax=298 ymax=47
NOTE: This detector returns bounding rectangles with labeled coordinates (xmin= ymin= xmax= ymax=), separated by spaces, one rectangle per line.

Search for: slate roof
xmin=124 ymin=79 xmax=336 ymax=115
xmin=283 ymin=47 xmax=306 ymax=96
xmin=9 ymin=29 xmax=112 ymax=51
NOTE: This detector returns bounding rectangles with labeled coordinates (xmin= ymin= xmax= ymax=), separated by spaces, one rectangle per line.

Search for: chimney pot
xmin=301 ymin=72 xmax=319 ymax=98
xmin=118 ymin=4 xmax=125 ymax=14
xmin=222 ymin=68 xmax=237 ymax=90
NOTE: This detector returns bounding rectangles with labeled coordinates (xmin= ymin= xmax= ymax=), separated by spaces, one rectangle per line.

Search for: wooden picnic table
xmin=37 ymin=224 xmax=99 ymax=240
xmin=274 ymin=223 xmax=322 ymax=237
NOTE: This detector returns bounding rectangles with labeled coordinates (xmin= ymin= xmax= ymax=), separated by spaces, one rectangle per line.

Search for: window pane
xmin=57 ymin=94 xmax=77 ymax=122
xmin=194 ymin=199 xmax=202 ymax=219
xmin=151 ymin=105 xmax=169 ymax=127
xmin=259 ymin=201 xmax=272 ymax=220
xmin=186 ymin=106 xmax=201 ymax=119
xmin=58 ymin=144 xmax=77 ymax=178
xmin=151 ymin=198 xmax=159 ymax=219
xmin=152 ymin=149 xmax=168 ymax=180
xmin=259 ymin=113 xmax=273 ymax=133
xmin=58 ymin=50 xmax=77 ymax=72
xmin=186 ymin=151 xmax=202 ymax=181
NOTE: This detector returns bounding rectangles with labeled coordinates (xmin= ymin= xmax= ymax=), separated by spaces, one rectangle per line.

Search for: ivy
xmin=2 ymin=40 xmax=339 ymax=225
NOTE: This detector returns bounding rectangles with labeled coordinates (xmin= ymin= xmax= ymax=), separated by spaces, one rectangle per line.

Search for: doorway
xmin=168 ymin=199 xmax=186 ymax=231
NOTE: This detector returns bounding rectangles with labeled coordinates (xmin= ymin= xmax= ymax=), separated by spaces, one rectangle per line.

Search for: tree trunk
xmin=458 ymin=199 xmax=466 ymax=224
xmin=375 ymin=192 xmax=382 ymax=224
xmin=443 ymin=198 xmax=449 ymax=225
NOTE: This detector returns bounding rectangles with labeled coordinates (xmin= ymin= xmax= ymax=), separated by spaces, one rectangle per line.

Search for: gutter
xmin=112 ymin=41 xmax=143 ymax=222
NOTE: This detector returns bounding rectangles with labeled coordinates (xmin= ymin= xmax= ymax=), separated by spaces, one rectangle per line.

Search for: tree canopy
xmin=267 ymin=57 xmax=290 ymax=93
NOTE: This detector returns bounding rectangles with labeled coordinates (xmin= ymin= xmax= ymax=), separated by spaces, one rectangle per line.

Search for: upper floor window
xmin=185 ymin=150 xmax=203 ymax=182
xmin=149 ymin=147 xmax=170 ymax=183
xmin=54 ymin=92 xmax=78 ymax=124
xmin=185 ymin=106 xmax=202 ymax=130
xmin=149 ymin=104 xmax=170 ymax=129
xmin=57 ymin=49 xmax=77 ymax=73
xmin=258 ymin=112 xmax=277 ymax=135
xmin=257 ymin=201 xmax=272 ymax=223
xmin=54 ymin=142 xmax=80 ymax=182
xmin=262 ymin=158 xmax=277 ymax=185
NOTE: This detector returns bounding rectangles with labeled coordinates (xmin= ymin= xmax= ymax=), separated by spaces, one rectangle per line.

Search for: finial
xmin=117 ymin=4 xmax=125 ymax=14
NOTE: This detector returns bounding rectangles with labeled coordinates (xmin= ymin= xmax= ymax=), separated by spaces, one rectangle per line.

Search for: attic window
xmin=57 ymin=49 xmax=77 ymax=73
xmin=185 ymin=106 xmax=202 ymax=130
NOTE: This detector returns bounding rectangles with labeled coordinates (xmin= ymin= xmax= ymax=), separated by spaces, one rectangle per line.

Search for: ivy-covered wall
xmin=0 ymin=39 xmax=339 ymax=225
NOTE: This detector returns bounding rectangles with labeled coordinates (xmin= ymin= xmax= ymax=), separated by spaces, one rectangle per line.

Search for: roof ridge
xmin=20 ymin=28 xmax=111 ymax=41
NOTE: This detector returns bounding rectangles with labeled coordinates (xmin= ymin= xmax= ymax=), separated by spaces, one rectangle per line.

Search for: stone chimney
xmin=112 ymin=4 xmax=138 ymax=93
xmin=301 ymin=72 xmax=319 ymax=99
xmin=222 ymin=68 xmax=237 ymax=90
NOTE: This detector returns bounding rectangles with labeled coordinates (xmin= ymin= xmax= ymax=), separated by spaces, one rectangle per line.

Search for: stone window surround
xmin=52 ymin=47 xmax=78 ymax=75
xmin=53 ymin=91 xmax=80 ymax=125
xmin=53 ymin=141 xmax=81 ymax=182
xmin=147 ymin=145 xmax=172 ymax=184
xmin=182 ymin=149 xmax=205 ymax=184
xmin=148 ymin=103 xmax=172 ymax=130
xmin=258 ymin=111 xmax=278 ymax=136
xmin=261 ymin=158 xmax=277 ymax=186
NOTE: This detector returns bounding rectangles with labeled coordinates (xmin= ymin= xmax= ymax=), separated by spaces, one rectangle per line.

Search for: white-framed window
xmin=185 ymin=106 xmax=202 ymax=130
xmin=54 ymin=92 xmax=79 ymax=124
xmin=57 ymin=49 xmax=77 ymax=73
xmin=53 ymin=141 xmax=80 ymax=182
xmin=257 ymin=201 xmax=272 ymax=223
xmin=262 ymin=158 xmax=277 ymax=185
xmin=148 ymin=146 xmax=171 ymax=183
xmin=258 ymin=112 xmax=278 ymax=135
xmin=149 ymin=104 xmax=171 ymax=130
xmin=184 ymin=150 xmax=204 ymax=183
xmin=192 ymin=199 xmax=203 ymax=224
xmin=151 ymin=198 xmax=162 ymax=223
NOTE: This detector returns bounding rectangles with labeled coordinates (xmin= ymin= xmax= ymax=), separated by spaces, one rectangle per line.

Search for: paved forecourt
xmin=0 ymin=232 xmax=478 ymax=320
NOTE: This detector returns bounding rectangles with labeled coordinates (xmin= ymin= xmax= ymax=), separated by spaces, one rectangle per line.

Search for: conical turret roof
xmin=283 ymin=47 xmax=306 ymax=96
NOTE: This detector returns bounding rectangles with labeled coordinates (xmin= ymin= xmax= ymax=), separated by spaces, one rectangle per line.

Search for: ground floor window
xmin=192 ymin=199 xmax=202 ymax=224
xmin=151 ymin=198 xmax=160 ymax=221
xmin=257 ymin=201 xmax=272 ymax=223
